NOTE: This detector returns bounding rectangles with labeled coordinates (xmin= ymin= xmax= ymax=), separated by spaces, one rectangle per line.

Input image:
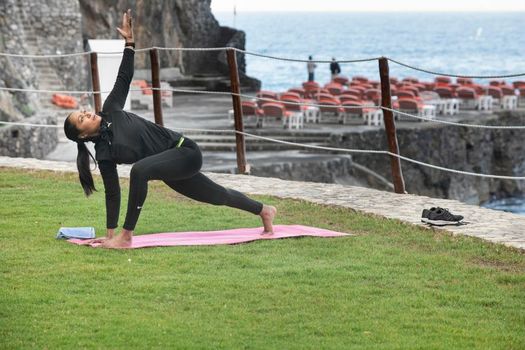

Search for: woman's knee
xmin=130 ymin=162 xmax=152 ymax=183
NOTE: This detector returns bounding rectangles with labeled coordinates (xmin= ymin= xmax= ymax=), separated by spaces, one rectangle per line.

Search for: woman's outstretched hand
xmin=117 ymin=9 xmax=134 ymax=43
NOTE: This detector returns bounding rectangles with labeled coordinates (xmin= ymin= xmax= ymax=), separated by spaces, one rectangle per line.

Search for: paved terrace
xmin=1 ymin=156 xmax=524 ymax=251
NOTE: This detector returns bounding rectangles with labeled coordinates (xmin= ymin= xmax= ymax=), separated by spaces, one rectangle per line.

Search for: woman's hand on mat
xmin=85 ymin=237 xmax=109 ymax=244
xmin=84 ymin=228 xmax=115 ymax=244
xmin=117 ymin=9 xmax=134 ymax=43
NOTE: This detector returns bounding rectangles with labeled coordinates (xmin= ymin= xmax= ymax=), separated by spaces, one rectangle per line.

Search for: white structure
xmin=87 ymin=39 xmax=130 ymax=110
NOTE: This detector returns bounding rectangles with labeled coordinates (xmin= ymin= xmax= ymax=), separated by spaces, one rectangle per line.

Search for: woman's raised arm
xmin=117 ymin=9 xmax=134 ymax=45
xmin=102 ymin=9 xmax=136 ymax=112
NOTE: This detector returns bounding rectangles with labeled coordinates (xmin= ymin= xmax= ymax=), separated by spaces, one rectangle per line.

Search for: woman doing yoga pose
xmin=64 ymin=10 xmax=277 ymax=248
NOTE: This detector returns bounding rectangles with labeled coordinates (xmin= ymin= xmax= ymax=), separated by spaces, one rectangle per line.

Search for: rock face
xmin=0 ymin=0 xmax=83 ymax=158
xmin=79 ymin=0 xmax=259 ymax=88
xmin=0 ymin=0 xmax=257 ymax=159
xmin=0 ymin=114 xmax=58 ymax=158
xmin=0 ymin=0 xmax=39 ymax=122
xmin=330 ymin=111 xmax=525 ymax=204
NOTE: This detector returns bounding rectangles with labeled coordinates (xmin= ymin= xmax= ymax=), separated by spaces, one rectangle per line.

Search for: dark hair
xmin=64 ymin=113 xmax=97 ymax=196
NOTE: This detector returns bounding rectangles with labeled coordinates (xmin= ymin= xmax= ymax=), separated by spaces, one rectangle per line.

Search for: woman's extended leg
xmin=164 ymin=172 xmax=276 ymax=233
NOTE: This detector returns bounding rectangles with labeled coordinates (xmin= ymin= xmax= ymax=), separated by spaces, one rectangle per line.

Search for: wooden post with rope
xmin=149 ymin=48 xmax=164 ymax=126
xmin=226 ymin=48 xmax=250 ymax=174
xmin=378 ymin=57 xmax=406 ymax=194
xmin=89 ymin=52 xmax=102 ymax=114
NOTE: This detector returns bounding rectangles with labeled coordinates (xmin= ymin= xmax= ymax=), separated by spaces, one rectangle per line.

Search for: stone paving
xmin=1 ymin=156 xmax=524 ymax=251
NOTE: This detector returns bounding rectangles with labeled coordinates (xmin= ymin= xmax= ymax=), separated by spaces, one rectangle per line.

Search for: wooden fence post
xmin=226 ymin=48 xmax=249 ymax=174
xmin=149 ymin=48 xmax=164 ymax=126
xmin=89 ymin=52 xmax=102 ymax=114
xmin=378 ymin=57 xmax=406 ymax=194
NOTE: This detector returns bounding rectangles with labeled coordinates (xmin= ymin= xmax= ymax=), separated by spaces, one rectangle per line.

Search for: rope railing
xmin=2 ymin=119 xmax=524 ymax=180
xmin=2 ymin=45 xmax=525 ymax=190
xmin=387 ymin=57 xmax=525 ymax=79
xmin=0 ymin=120 xmax=60 ymax=128
xmin=236 ymin=50 xmax=381 ymax=64
xmin=0 ymin=86 xmax=381 ymax=109
xmin=0 ymin=46 xmax=381 ymax=63
xmin=1 ymin=47 xmax=525 ymax=78
xmin=0 ymin=46 xmax=233 ymax=58
xmin=380 ymin=107 xmax=525 ymax=130
xmin=2 ymin=84 xmax=524 ymax=128
xmin=1 ymin=84 xmax=524 ymax=127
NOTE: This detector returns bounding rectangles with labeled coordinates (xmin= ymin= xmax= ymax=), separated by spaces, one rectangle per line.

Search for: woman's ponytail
xmin=76 ymin=142 xmax=97 ymax=196
xmin=64 ymin=113 xmax=97 ymax=196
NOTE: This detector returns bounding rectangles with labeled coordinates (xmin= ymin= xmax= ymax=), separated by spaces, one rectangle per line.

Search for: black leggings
xmin=123 ymin=137 xmax=263 ymax=231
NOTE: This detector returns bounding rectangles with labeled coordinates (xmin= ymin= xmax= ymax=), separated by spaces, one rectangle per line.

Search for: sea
xmin=214 ymin=11 xmax=525 ymax=215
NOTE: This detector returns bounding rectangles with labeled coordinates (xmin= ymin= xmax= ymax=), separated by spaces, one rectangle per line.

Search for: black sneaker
xmin=421 ymin=207 xmax=437 ymax=223
xmin=424 ymin=207 xmax=464 ymax=226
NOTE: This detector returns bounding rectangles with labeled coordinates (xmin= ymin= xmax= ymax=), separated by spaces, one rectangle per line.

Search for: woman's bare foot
xmin=100 ymin=232 xmax=132 ymax=249
xmin=260 ymin=204 xmax=277 ymax=235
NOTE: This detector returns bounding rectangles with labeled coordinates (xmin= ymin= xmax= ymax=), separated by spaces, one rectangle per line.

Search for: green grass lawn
xmin=1 ymin=167 xmax=524 ymax=349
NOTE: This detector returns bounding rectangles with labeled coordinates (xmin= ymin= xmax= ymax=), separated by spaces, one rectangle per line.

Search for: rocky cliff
xmin=79 ymin=0 xmax=258 ymax=86
xmin=0 ymin=0 xmax=257 ymax=125
xmin=0 ymin=0 xmax=256 ymax=159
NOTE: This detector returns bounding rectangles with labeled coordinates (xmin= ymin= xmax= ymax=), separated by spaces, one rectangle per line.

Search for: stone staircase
xmin=19 ymin=17 xmax=64 ymax=109
xmin=184 ymin=130 xmax=333 ymax=152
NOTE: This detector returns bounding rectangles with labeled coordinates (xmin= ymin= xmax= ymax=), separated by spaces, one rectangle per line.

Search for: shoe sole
xmin=422 ymin=219 xmax=462 ymax=226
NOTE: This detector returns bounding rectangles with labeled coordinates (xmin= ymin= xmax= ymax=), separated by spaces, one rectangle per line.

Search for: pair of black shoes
xmin=421 ymin=207 xmax=464 ymax=226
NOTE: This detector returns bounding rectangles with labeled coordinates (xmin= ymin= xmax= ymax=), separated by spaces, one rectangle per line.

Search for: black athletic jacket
xmin=95 ymin=48 xmax=183 ymax=230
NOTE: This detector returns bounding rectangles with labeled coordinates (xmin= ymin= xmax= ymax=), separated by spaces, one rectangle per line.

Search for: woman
xmin=64 ymin=10 xmax=277 ymax=249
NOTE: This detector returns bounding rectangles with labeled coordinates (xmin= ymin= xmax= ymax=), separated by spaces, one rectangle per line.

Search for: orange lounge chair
xmin=341 ymin=101 xmax=382 ymax=126
xmin=51 ymin=94 xmax=78 ymax=109
xmin=340 ymin=88 xmax=363 ymax=99
xmin=396 ymin=98 xmax=436 ymax=121
xmin=261 ymin=102 xmax=302 ymax=129
xmin=241 ymin=101 xmax=264 ymax=128
xmin=333 ymin=75 xmax=349 ymax=86
xmin=435 ymin=76 xmax=452 ymax=85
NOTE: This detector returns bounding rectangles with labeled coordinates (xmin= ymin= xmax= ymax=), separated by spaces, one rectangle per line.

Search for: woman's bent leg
xmin=124 ymin=146 xmax=202 ymax=231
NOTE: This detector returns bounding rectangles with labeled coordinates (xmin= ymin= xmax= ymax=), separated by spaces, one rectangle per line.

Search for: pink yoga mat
xmin=68 ymin=224 xmax=350 ymax=249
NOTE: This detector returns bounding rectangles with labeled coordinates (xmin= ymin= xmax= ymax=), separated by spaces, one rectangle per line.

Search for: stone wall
xmin=330 ymin=111 xmax=525 ymax=204
xmin=0 ymin=0 xmax=39 ymax=122
xmin=0 ymin=114 xmax=58 ymax=158
xmin=218 ymin=156 xmax=394 ymax=192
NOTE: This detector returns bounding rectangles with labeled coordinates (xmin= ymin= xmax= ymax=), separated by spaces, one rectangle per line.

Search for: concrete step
xmin=35 ymin=73 xmax=58 ymax=80
xmin=37 ymin=72 xmax=60 ymax=84
xmin=169 ymin=75 xmax=234 ymax=92
xmin=187 ymin=134 xmax=330 ymax=144
xmin=37 ymin=78 xmax=60 ymax=85
xmin=34 ymin=67 xmax=57 ymax=74
xmin=185 ymin=130 xmax=332 ymax=137
xmin=197 ymin=142 xmax=331 ymax=152
xmin=166 ymin=86 xmax=208 ymax=94
xmin=33 ymin=63 xmax=55 ymax=69
xmin=33 ymin=64 xmax=56 ymax=70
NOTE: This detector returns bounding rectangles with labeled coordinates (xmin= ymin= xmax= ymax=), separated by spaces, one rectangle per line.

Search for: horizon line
xmin=212 ymin=10 xmax=525 ymax=13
